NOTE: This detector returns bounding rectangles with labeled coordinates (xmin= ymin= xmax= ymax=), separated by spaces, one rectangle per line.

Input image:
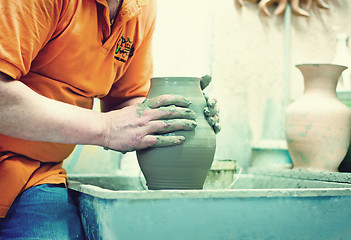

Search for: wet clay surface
xmin=137 ymin=77 xmax=216 ymax=189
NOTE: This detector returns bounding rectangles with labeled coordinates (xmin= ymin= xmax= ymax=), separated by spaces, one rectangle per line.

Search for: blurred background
xmin=63 ymin=0 xmax=351 ymax=175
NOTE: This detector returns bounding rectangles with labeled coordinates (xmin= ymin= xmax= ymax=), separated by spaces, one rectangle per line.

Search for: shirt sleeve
xmin=100 ymin=7 xmax=156 ymax=109
xmin=0 ymin=0 xmax=64 ymax=79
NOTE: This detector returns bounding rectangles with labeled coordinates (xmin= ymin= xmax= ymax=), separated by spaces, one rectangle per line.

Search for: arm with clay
xmin=0 ymin=72 xmax=197 ymax=152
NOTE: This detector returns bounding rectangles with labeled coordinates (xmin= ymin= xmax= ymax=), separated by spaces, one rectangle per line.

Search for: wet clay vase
xmin=285 ymin=64 xmax=351 ymax=171
xmin=136 ymin=77 xmax=216 ymax=189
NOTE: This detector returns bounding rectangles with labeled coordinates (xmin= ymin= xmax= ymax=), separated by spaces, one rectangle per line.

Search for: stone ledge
xmin=248 ymin=168 xmax=351 ymax=184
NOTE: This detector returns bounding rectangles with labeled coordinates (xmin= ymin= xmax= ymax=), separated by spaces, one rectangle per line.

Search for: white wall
xmin=212 ymin=0 xmax=351 ymax=169
xmin=152 ymin=0 xmax=214 ymax=77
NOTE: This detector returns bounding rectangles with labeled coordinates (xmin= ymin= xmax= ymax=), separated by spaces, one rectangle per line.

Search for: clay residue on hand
xmin=136 ymin=103 xmax=150 ymax=116
xmin=145 ymin=95 xmax=192 ymax=108
xmin=153 ymin=119 xmax=197 ymax=134
xmin=152 ymin=135 xmax=186 ymax=147
xmin=157 ymin=106 xmax=196 ymax=120
xmin=213 ymin=123 xmax=221 ymax=134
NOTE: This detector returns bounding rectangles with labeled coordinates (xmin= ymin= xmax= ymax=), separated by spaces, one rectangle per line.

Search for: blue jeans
xmin=0 ymin=184 xmax=85 ymax=239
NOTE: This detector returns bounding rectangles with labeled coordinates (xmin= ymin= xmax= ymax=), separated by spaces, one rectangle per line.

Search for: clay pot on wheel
xmin=285 ymin=64 xmax=351 ymax=171
xmin=136 ymin=77 xmax=216 ymax=189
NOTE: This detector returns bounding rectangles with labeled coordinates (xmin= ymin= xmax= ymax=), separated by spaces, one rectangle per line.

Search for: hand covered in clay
xmin=200 ymin=75 xmax=221 ymax=134
xmin=102 ymin=95 xmax=197 ymax=153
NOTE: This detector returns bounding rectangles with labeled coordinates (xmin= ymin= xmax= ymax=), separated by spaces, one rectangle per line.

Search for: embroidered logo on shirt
xmin=115 ymin=35 xmax=134 ymax=62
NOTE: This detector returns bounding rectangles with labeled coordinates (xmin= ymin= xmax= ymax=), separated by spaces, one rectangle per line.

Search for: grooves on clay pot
xmin=136 ymin=77 xmax=216 ymax=189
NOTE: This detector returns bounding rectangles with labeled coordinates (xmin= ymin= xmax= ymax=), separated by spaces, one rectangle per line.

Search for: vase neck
xmin=297 ymin=64 xmax=346 ymax=97
xmin=303 ymin=76 xmax=337 ymax=97
xmin=304 ymin=86 xmax=337 ymax=97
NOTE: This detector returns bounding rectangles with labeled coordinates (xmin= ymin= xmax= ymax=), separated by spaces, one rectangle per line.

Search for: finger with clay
xmin=103 ymin=94 xmax=197 ymax=153
xmin=200 ymin=75 xmax=221 ymax=134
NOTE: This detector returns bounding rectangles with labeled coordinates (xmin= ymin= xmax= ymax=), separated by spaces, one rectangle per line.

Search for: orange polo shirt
xmin=0 ymin=0 xmax=156 ymax=218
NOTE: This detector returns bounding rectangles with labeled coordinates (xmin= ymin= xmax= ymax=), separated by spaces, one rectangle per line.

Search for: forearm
xmin=0 ymin=73 xmax=104 ymax=146
xmin=0 ymin=73 xmax=198 ymax=152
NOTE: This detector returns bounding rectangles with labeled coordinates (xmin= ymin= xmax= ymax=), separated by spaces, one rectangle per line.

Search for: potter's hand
xmin=200 ymin=75 xmax=221 ymax=134
xmin=102 ymin=95 xmax=197 ymax=153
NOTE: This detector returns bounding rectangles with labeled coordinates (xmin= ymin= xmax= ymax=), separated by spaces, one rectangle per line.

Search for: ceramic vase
xmin=285 ymin=64 xmax=351 ymax=171
xmin=136 ymin=77 xmax=216 ymax=189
